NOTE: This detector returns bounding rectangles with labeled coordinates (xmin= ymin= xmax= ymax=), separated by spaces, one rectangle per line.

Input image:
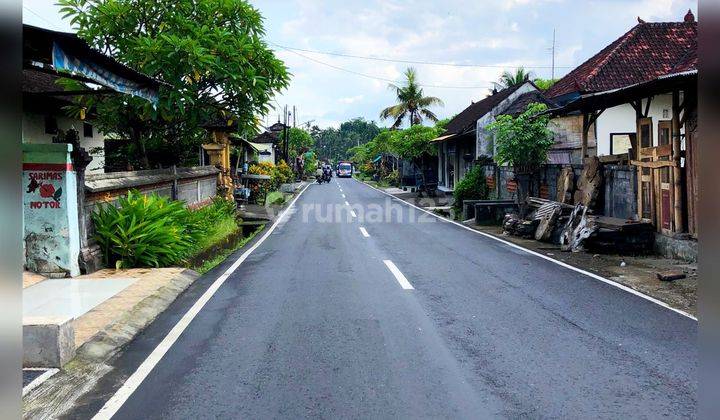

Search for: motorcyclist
xmin=315 ymin=165 xmax=324 ymax=183
xmin=322 ymin=165 xmax=331 ymax=182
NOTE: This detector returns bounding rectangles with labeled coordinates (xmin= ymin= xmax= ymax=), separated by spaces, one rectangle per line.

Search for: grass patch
xmin=265 ymin=190 xmax=286 ymax=206
xmin=194 ymin=224 xmax=265 ymax=274
xmin=192 ymin=215 xmax=238 ymax=254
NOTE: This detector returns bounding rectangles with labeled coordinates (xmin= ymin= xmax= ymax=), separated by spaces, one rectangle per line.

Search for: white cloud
xmin=338 ymin=95 xmax=364 ymax=104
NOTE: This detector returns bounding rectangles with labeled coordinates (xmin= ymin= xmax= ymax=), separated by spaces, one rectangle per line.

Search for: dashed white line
xmin=383 ymin=260 xmax=414 ymax=290
xmin=359 ymin=179 xmax=696 ymax=321
xmin=342 ymin=194 xmax=346 ymax=198
xmin=359 ymin=227 xmax=370 ymax=237
xmin=344 ymin=200 xmax=350 ymax=206
xmin=350 ymin=210 xmax=357 ymax=218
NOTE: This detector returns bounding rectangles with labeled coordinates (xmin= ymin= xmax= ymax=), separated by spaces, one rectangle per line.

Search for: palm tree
xmin=497 ymin=67 xmax=534 ymax=89
xmin=380 ymin=67 xmax=444 ymax=129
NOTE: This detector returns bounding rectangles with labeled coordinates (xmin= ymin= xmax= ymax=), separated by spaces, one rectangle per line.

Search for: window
xmin=44 ymin=116 xmax=58 ymax=134
xmin=609 ymin=133 xmax=636 ymax=155
xmin=638 ymin=118 xmax=653 ymax=148
xmin=83 ymin=122 xmax=94 ymax=138
xmin=658 ymin=120 xmax=671 ymax=146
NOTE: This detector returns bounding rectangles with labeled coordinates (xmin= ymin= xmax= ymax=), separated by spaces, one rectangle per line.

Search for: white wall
xmin=595 ymin=94 xmax=680 ymax=156
xmin=476 ymin=81 xmax=538 ymax=158
xmin=22 ymin=112 xmax=106 ymax=173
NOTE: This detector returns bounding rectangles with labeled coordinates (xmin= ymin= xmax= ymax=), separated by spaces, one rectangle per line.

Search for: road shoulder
xmin=355 ymin=178 xmax=697 ymax=318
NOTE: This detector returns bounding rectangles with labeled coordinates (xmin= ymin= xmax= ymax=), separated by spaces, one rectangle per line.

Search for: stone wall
xmin=603 ymin=165 xmax=637 ymax=220
xmin=79 ymin=166 xmax=219 ymax=272
xmin=478 ymin=162 xmax=635 ymax=218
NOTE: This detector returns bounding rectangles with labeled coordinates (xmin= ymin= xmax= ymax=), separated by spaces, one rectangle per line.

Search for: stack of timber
xmin=503 ymin=197 xmax=654 ymax=254
xmin=559 ymin=204 xmax=654 ymax=253
xmin=573 ymin=156 xmax=603 ymax=209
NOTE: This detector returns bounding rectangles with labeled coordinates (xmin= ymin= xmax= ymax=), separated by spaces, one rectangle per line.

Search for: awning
xmin=23 ymin=25 xmax=165 ymax=104
xmin=431 ymin=133 xmax=459 ymax=143
xmin=548 ymin=70 xmax=697 ymax=116
xmin=246 ymin=140 xmax=274 ymax=155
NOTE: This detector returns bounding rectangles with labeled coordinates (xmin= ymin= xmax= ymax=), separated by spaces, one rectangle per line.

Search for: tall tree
xmin=497 ymin=67 xmax=533 ymax=89
xmin=380 ymin=67 xmax=444 ymax=128
xmin=311 ymin=118 xmax=381 ymax=161
xmin=58 ymin=0 xmax=290 ymax=168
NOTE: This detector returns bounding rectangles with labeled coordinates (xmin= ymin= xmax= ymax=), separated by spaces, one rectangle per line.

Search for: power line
xmin=269 ymin=42 xmax=573 ymax=69
xmin=276 ymin=46 xmax=494 ymax=90
xmin=23 ymin=6 xmax=66 ymax=31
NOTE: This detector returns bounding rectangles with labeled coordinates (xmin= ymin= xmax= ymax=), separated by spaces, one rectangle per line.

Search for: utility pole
xmin=283 ymin=105 xmax=290 ymax=163
xmin=551 ymin=28 xmax=556 ymax=81
xmin=293 ymin=106 xmax=296 ymax=128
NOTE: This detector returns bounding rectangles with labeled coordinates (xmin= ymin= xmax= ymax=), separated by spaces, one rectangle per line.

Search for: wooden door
xmin=637 ymin=118 xmax=654 ymax=223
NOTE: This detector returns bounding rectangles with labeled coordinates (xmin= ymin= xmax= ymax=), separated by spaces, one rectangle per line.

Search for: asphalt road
xmin=70 ymin=177 xmax=697 ymax=419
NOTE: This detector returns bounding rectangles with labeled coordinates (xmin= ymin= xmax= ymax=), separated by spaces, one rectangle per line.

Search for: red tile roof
xmin=546 ymin=19 xmax=697 ymax=99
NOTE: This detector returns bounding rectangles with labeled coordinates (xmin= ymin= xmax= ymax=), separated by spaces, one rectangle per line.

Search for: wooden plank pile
xmin=501 ymin=159 xmax=654 ymax=254
xmin=504 ymin=198 xmax=654 ymax=254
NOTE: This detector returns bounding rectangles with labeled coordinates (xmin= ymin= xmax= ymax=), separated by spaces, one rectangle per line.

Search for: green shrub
xmin=272 ymin=160 xmax=294 ymax=188
xmin=381 ymin=169 xmax=399 ymax=186
xmin=452 ymin=165 xmax=489 ymax=217
xmin=92 ymin=191 xmax=201 ymax=269
xmin=92 ymin=192 xmax=238 ymax=269
xmin=264 ymin=190 xmax=286 ymax=206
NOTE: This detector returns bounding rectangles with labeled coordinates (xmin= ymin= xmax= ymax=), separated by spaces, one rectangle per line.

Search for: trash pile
xmin=503 ymin=157 xmax=654 ymax=254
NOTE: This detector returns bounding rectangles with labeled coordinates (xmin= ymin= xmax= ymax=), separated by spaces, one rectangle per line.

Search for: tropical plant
xmin=288 ymin=128 xmax=314 ymax=160
xmin=497 ymin=67 xmax=533 ymax=89
xmin=487 ymin=102 xmax=554 ymax=216
xmin=311 ymin=118 xmax=381 ymax=161
xmin=303 ymin=151 xmax=318 ymax=176
xmin=387 ymin=124 xmax=440 ymax=160
xmin=271 ymin=160 xmax=294 ymax=188
xmin=92 ymin=191 xmax=203 ymax=268
xmin=58 ymin=0 xmax=290 ymax=168
xmin=452 ymin=165 xmax=489 ymax=216
xmin=380 ymin=67 xmax=444 ymax=128
xmin=533 ymin=78 xmax=558 ymax=91
xmin=486 ymin=103 xmax=554 ymax=169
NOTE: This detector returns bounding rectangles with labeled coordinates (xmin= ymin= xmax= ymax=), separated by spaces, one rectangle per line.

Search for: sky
xmin=24 ymin=0 xmax=697 ymax=129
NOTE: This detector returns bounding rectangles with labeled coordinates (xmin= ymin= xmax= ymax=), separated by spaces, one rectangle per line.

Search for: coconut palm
xmin=497 ymin=67 xmax=533 ymax=88
xmin=380 ymin=67 xmax=444 ymax=128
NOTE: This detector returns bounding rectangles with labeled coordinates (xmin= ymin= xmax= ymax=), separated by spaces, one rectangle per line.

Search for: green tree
xmin=311 ymin=118 xmax=381 ymax=161
xmin=58 ymin=0 xmax=290 ymax=168
xmin=387 ymin=124 xmax=440 ymax=160
xmin=533 ymin=78 xmax=558 ymax=91
xmin=380 ymin=67 xmax=444 ymax=128
xmin=288 ymin=127 xmax=314 ymax=159
xmin=497 ymin=67 xmax=533 ymax=89
xmin=486 ymin=103 xmax=554 ymax=168
xmin=487 ymin=102 xmax=554 ymax=215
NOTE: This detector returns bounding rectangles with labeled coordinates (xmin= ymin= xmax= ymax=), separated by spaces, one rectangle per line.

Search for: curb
xmin=23 ymin=269 xmax=199 ymax=419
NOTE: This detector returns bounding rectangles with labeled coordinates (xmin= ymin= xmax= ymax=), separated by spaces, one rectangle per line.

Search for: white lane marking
xmin=22 ymin=368 xmax=59 ymax=397
xmin=344 ymin=200 xmax=350 ymax=206
xmin=342 ymin=194 xmax=346 ymax=198
xmin=350 ymin=210 xmax=357 ymax=218
xmin=91 ymin=184 xmax=311 ymax=419
xmin=359 ymin=227 xmax=370 ymax=237
xmin=358 ymin=179 xmax=696 ymax=321
xmin=383 ymin=260 xmax=414 ymax=290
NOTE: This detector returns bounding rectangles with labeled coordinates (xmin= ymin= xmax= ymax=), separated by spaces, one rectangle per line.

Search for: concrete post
xmin=23 ymin=143 xmax=81 ymax=277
